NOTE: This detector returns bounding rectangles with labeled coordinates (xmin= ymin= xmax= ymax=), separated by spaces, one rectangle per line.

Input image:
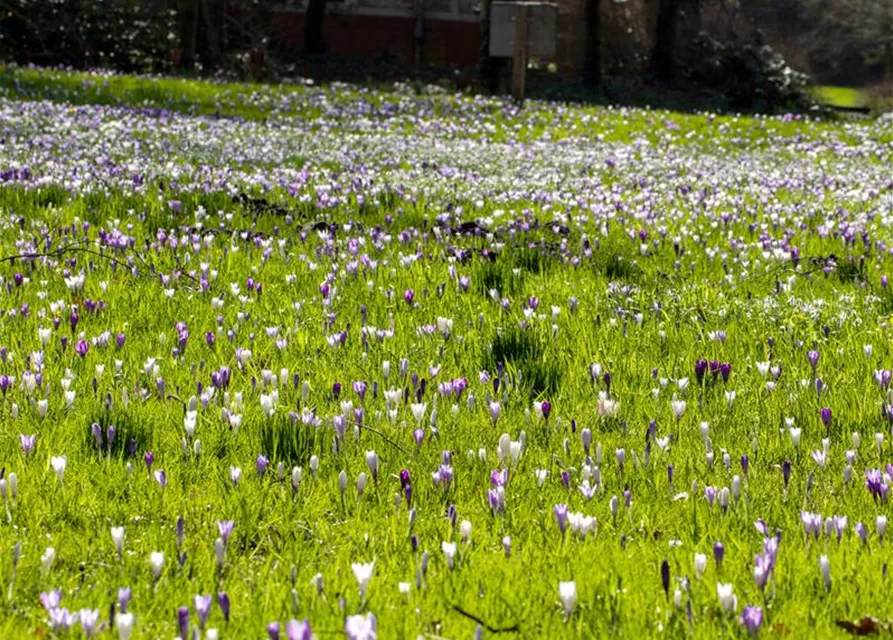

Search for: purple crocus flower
xmin=217 ymin=592 xmax=230 ymax=622
xmin=820 ymin=407 xmax=832 ymax=427
xmin=694 ymin=359 xmax=708 ymax=383
xmin=807 ymin=350 xmax=820 ymax=370
xmin=144 ymin=451 xmax=154 ymax=473
xmin=541 ymin=401 xmax=552 ymax=421
xmin=177 ymin=606 xmax=190 ymax=639
xmin=660 ymin=559 xmax=670 ymax=598
xmin=720 ymin=363 xmax=731 ymax=382
xmin=714 ymin=542 xmax=725 ymax=567
xmin=75 ymin=339 xmax=89 ymax=358
xmin=91 ymin=423 xmax=103 ymax=449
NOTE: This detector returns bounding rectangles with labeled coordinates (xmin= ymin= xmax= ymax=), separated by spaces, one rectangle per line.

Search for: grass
xmin=0 ymin=66 xmax=890 ymax=638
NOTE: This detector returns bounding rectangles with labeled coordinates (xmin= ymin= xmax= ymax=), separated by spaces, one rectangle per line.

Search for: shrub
xmin=0 ymin=0 xmax=177 ymax=72
xmin=686 ymin=34 xmax=818 ymax=112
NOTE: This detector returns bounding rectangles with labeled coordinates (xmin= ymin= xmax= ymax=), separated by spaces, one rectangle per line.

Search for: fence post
xmin=511 ymin=4 xmax=529 ymax=101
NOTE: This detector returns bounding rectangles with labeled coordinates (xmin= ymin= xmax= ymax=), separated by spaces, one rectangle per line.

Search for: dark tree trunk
xmin=650 ymin=0 xmax=678 ymax=81
xmin=304 ymin=0 xmax=327 ymax=55
xmin=583 ymin=0 xmax=601 ymax=87
xmin=478 ymin=0 xmax=496 ymax=92
xmin=178 ymin=0 xmax=199 ymax=69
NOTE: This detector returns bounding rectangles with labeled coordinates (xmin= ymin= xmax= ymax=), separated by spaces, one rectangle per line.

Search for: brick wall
xmin=271 ymin=10 xmax=480 ymax=68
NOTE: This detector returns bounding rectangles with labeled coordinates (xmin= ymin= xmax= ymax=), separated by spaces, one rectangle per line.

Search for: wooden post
xmin=511 ymin=4 xmax=529 ymax=102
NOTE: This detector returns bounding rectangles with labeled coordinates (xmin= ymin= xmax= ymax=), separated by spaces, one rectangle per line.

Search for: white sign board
xmin=489 ymin=2 xmax=558 ymax=59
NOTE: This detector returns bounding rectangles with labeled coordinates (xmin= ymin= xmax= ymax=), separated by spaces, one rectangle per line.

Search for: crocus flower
xmin=118 ymin=587 xmax=132 ymax=613
xmin=285 ymin=619 xmax=312 ymax=640
xmin=177 ymin=606 xmax=190 ymax=640
xmin=149 ymin=551 xmax=164 ymax=579
xmin=195 ymin=594 xmax=212 ymax=628
xmin=554 ymin=504 xmax=568 ymax=534
xmin=740 ymin=605 xmax=763 ymax=637
xmin=116 ymin=612 xmax=134 ymax=640
xmin=217 ymin=592 xmax=230 ymax=622
xmin=50 ymin=456 xmax=66 ymax=486
xmin=819 ymin=555 xmax=831 ymax=592
xmin=20 ymin=434 xmax=36 ymax=456
xmin=717 ymin=583 xmax=737 ymax=614
xmin=352 ymin=561 xmax=374 ymax=599
xmin=558 ymin=581 xmax=576 ymax=617
xmin=256 ymin=454 xmax=270 ymax=477
xmin=820 ymin=407 xmax=832 ymax=427
xmin=344 ymin=613 xmax=376 ymax=640
xmin=79 ymin=608 xmax=100 ymax=638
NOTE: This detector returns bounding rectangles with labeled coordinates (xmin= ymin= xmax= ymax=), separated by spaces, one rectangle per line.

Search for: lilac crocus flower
xmin=217 ymin=520 xmax=234 ymax=546
xmin=194 ymin=594 xmax=212 ymax=628
xmin=740 ymin=606 xmax=763 ymax=637
xmin=79 ymin=608 xmax=100 ymax=637
xmin=345 ymin=613 xmax=376 ymax=640
xmin=154 ymin=469 xmax=167 ymax=489
xmin=118 ymin=587 xmax=132 ymax=613
xmin=554 ymin=504 xmax=568 ymax=534
xmin=49 ymin=608 xmax=77 ymax=632
xmin=20 ymin=433 xmax=36 ymax=456
xmin=256 ymin=454 xmax=270 ymax=477
xmin=286 ymin=619 xmax=312 ymax=640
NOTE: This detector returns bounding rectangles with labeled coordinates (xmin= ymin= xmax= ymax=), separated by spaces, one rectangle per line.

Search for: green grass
xmin=0 ymin=68 xmax=889 ymax=639
xmin=814 ymin=85 xmax=872 ymax=108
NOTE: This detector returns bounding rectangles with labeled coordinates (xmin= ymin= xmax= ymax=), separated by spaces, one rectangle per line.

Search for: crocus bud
xmin=149 ymin=551 xmax=164 ymax=579
xmin=819 ymin=555 xmax=831 ymax=592
xmin=215 ymin=538 xmax=225 ymax=570
xmin=111 ymin=526 xmax=125 ymax=562
xmin=357 ymin=472 xmax=367 ymax=500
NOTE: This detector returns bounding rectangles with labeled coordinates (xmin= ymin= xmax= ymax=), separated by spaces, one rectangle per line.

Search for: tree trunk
xmin=583 ymin=0 xmax=601 ymax=87
xmin=304 ymin=0 xmax=327 ymax=55
xmin=478 ymin=0 xmax=498 ymax=92
xmin=178 ymin=0 xmax=200 ymax=70
xmin=650 ymin=0 xmax=677 ymax=81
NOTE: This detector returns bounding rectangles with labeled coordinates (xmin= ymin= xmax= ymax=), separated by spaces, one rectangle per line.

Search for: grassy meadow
xmin=0 ymin=66 xmax=891 ymax=638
